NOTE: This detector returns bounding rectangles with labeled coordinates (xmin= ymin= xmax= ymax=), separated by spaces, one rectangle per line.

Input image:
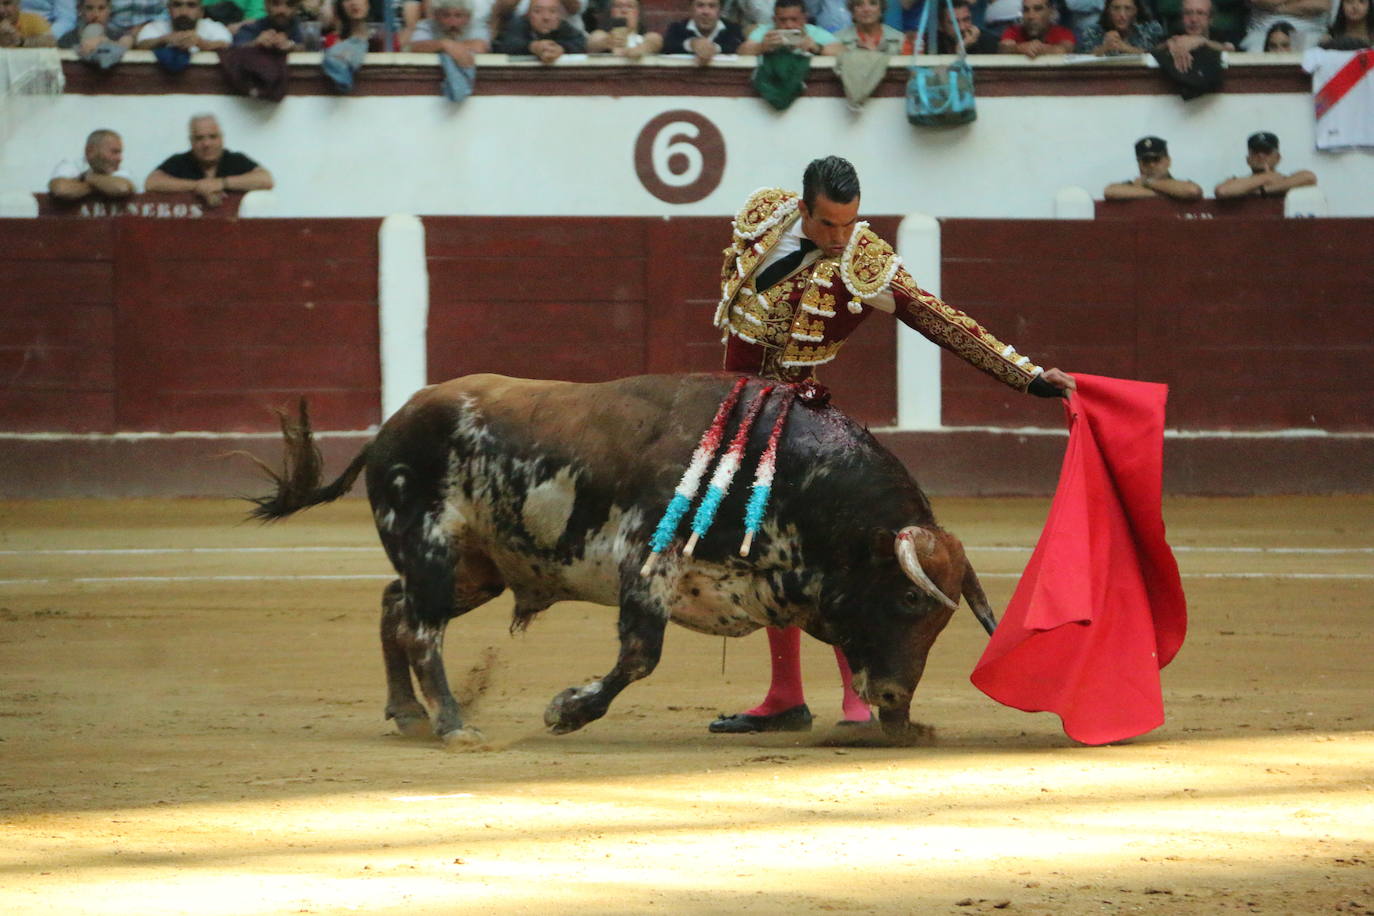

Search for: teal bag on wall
xmin=905 ymin=0 xmax=976 ymax=127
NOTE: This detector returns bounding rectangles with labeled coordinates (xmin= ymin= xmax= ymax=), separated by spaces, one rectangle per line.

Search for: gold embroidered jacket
xmin=714 ymin=187 xmax=1043 ymax=390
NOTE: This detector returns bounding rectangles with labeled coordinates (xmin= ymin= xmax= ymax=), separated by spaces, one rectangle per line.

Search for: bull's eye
xmin=904 ymin=589 xmax=923 ymax=606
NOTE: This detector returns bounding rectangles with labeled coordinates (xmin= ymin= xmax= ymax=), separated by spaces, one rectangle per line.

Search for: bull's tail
xmin=240 ymin=398 xmax=371 ymax=522
xmin=962 ymin=562 xmax=998 ymax=636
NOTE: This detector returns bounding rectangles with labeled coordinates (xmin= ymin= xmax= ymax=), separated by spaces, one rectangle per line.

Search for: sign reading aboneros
xmin=634 ymin=110 xmax=726 ymax=204
xmin=33 ymin=192 xmax=241 ymax=218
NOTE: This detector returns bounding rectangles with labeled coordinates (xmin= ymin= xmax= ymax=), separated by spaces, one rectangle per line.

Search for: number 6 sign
xmin=634 ymin=110 xmax=727 ymax=205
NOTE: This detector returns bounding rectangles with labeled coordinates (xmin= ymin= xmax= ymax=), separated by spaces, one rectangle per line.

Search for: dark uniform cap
xmin=1135 ymin=136 xmax=1168 ymax=158
xmin=1247 ymin=131 xmax=1280 ymax=152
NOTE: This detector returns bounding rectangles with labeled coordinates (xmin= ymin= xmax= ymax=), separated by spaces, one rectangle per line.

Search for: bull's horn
xmin=894 ymin=527 xmax=958 ymax=611
xmin=963 ymin=563 xmax=998 ymax=636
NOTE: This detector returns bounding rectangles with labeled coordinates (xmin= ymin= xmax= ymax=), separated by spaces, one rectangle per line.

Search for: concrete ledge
xmin=2 ymin=429 xmax=1370 ymax=499
xmin=58 ymin=49 xmax=1309 ymax=98
xmin=0 ymin=433 xmax=374 ymax=501
xmin=879 ymin=429 xmax=1374 ymax=497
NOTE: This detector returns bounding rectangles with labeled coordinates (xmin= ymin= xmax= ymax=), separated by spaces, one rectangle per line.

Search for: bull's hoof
xmin=881 ymin=720 xmax=936 ymax=739
xmin=438 ymin=725 xmax=486 ymax=748
xmin=878 ymin=707 xmax=934 ymax=739
xmin=387 ymin=705 xmax=433 ymax=738
xmin=880 ymin=719 xmax=907 ymax=737
xmin=544 ymin=685 xmax=603 ymax=735
xmin=875 ymin=711 xmax=937 ymax=743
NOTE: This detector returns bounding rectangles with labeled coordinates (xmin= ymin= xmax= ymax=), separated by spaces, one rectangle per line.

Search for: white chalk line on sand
xmin=0 ymin=571 xmax=1371 ymax=587
xmin=2 ymin=545 xmax=1370 ymax=556
xmin=0 ymin=546 xmax=1369 ymax=587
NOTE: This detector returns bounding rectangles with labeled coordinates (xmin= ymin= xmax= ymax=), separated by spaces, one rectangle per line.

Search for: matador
xmin=708 ymin=155 xmax=1076 ymax=734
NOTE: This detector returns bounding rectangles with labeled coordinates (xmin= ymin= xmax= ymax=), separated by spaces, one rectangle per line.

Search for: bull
xmin=247 ymin=373 xmax=996 ymax=742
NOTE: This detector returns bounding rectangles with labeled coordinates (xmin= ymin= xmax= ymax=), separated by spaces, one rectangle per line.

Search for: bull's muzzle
xmin=852 ymin=670 xmax=915 ymax=735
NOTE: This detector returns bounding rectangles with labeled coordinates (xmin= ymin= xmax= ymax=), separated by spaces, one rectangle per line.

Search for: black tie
xmin=754 ymin=239 xmax=817 ymax=292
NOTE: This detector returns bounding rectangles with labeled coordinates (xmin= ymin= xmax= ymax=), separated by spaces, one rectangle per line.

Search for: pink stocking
xmin=832 ymin=647 xmax=873 ymax=723
xmin=743 ymin=626 xmax=806 ymax=716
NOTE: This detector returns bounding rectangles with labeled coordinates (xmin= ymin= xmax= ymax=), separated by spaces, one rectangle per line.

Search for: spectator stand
xmin=54 ymin=47 xmax=1313 ymax=97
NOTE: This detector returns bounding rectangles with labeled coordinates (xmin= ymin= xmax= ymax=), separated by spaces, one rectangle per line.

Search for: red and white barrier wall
xmin=3 ymin=209 xmax=1371 ymax=497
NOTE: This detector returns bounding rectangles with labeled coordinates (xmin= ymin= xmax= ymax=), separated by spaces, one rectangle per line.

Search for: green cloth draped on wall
xmin=752 ymin=50 xmax=811 ymax=111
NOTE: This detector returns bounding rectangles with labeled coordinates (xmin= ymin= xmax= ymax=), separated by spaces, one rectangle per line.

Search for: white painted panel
xmin=1053 ymin=186 xmax=1095 ymax=219
xmin=895 ymin=213 xmax=943 ymax=431
xmin=379 ymin=214 xmax=428 ymax=422
xmin=4 ymin=83 xmax=1371 ymax=217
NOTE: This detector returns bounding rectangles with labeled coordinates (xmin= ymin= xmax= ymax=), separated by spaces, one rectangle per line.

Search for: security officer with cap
xmin=1215 ymin=132 xmax=1318 ymax=199
xmin=1104 ymin=135 xmax=1204 ymax=201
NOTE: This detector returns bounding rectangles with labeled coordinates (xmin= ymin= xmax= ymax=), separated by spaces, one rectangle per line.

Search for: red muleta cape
xmin=970 ymin=374 xmax=1187 ymax=745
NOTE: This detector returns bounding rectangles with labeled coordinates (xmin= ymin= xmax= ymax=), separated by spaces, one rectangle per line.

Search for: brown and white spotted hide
xmin=288 ymin=373 xmax=983 ymax=742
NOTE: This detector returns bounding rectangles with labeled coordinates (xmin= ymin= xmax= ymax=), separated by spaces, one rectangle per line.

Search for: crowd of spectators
xmin=37 ymin=0 xmax=1331 ymax=198
xmin=19 ymin=0 xmax=1346 ymax=192
xmin=15 ymin=0 xmax=1367 ymax=57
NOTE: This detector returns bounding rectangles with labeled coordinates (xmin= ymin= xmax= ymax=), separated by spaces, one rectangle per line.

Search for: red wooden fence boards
xmin=2 ymin=215 xmax=1370 ymax=435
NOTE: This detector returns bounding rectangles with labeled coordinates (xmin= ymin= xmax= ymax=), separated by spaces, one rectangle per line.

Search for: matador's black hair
xmin=802 ymin=156 xmax=861 ymax=210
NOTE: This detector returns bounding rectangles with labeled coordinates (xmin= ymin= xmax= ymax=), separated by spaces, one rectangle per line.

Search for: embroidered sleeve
xmin=890 ymin=266 xmax=1043 ymax=392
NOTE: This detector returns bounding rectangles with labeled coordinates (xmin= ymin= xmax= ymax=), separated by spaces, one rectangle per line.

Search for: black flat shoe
xmin=708 ymin=704 xmax=813 ymax=734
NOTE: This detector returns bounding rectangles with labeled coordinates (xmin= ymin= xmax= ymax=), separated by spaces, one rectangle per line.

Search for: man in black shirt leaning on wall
xmin=145 ymin=113 xmax=274 ymax=209
xmin=662 ymin=0 xmax=745 ymax=63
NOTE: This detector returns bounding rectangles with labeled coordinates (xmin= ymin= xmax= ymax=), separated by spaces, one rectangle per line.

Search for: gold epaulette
xmin=732 ymin=188 xmax=800 ymax=241
xmin=838 ymin=223 xmax=901 ymax=312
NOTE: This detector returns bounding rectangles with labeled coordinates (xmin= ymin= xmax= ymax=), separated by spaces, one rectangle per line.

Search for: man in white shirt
xmin=48 ymin=129 xmax=136 ymax=201
xmin=134 ymin=0 xmax=231 ymax=51
xmin=406 ymin=0 xmax=491 ymax=58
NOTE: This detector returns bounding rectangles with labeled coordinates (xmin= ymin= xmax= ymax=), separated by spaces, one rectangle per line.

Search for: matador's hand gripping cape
xmin=714 ymin=187 xmax=1044 ymax=390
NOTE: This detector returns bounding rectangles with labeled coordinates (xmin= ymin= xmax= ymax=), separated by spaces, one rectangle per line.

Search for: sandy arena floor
xmin=1 ymin=495 xmax=1371 ymax=915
